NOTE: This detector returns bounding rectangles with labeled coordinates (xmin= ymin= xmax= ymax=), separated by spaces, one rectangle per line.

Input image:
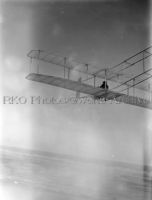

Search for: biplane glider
xmin=26 ymin=46 xmax=152 ymax=109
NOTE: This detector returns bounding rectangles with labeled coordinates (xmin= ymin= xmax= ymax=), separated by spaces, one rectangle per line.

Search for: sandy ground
xmin=0 ymin=146 xmax=151 ymax=200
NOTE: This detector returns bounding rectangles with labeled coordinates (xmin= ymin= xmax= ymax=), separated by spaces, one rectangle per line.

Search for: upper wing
xmin=27 ymin=47 xmax=152 ymax=92
xmin=26 ymin=73 xmax=152 ymax=109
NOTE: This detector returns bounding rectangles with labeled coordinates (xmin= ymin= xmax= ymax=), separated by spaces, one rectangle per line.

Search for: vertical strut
xmin=127 ymin=86 xmax=129 ymax=95
xmin=64 ymin=57 xmax=66 ymax=79
xmin=133 ymin=78 xmax=135 ymax=96
xmin=68 ymin=69 xmax=70 ymax=80
xmin=143 ymin=52 xmax=145 ymax=72
xmin=37 ymin=50 xmax=41 ymax=74
xmin=104 ymin=69 xmax=107 ymax=90
xmin=29 ymin=58 xmax=32 ymax=73
xmin=85 ymin=64 xmax=89 ymax=80
xmin=93 ymin=75 xmax=96 ymax=88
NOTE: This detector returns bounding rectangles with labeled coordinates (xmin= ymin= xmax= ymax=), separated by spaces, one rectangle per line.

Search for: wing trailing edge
xmin=26 ymin=73 xmax=152 ymax=109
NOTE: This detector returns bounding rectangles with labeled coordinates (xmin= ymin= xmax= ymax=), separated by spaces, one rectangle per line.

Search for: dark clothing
xmin=100 ymin=81 xmax=109 ymax=89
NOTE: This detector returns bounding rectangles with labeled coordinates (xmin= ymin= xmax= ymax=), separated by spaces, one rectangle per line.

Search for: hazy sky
xmin=1 ymin=0 xmax=152 ymax=165
xmin=2 ymin=0 xmax=149 ymax=64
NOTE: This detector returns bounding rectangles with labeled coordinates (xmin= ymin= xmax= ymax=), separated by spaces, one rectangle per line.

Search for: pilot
xmin=100 ymin=81 xmax=109 ymax=89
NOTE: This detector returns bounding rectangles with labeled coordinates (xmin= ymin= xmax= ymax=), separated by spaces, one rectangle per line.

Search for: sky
xmin=1 ymin=0 xmax=152 ymax=166
xmin=1 ymin=0 xmax=152 ymax=199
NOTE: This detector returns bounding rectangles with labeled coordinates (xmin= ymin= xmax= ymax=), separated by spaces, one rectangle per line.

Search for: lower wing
xmin=26 ymin=73 xmax=152 ymax=109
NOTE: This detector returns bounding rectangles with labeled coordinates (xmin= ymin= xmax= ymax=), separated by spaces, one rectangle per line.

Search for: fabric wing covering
xmin=26 ymin=73 xmax=122 ymax=99
xmin=26 ymin=73 xmax=152 ymax=109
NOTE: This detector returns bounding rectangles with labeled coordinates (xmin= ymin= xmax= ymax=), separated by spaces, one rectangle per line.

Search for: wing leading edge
xmin=26 ymin=73 xmax=152 ymax=109
xmin=26 ymin=73 xmax=115 ymax=96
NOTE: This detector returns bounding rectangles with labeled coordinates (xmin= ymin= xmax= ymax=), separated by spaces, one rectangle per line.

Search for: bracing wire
xmin=110 ymin=67 xmax=152 ymax=92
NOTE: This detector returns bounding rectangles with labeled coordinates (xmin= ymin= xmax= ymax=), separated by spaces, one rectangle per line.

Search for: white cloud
xmin=3 ymin=72 xmax=29 ymax=92
xmin=3 ymin=56 xmax=30 ymax=92
xmin=4 ymin=56 xmax=23 ymax=72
